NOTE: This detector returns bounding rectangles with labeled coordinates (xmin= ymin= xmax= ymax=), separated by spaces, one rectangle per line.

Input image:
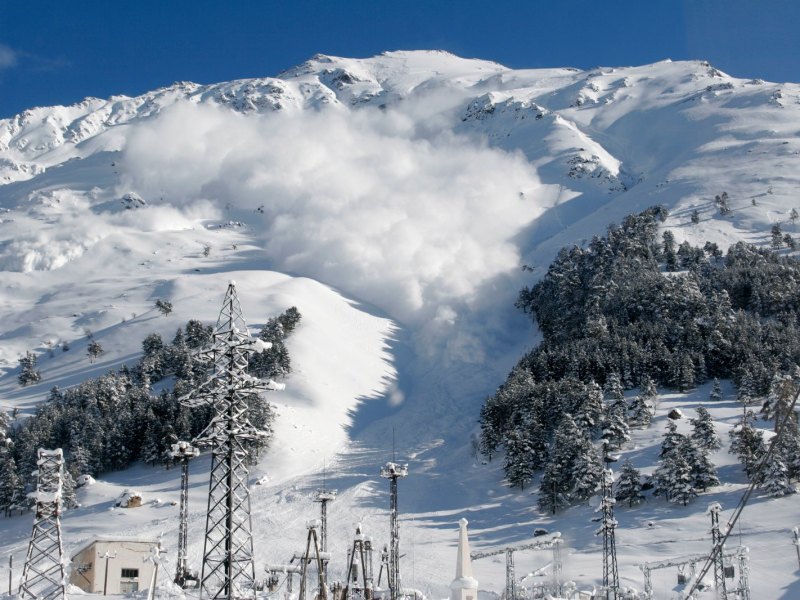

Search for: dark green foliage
xmin=537 ymin=416 xmax=601 ymax=513
xmin=155 ymin=299 xmax=173 ymax=316
xmin=249 ymin=307 xmax=302 ymax=381
xmin=710 ymin=378 xmax=723 ymax=402
xmin=3 ymin=309 xmax=301 ymax=503
xmin=18 ymin=352 xmax=41 ymax=386
xmin=729 ymin=410 xmax=767 ymax=481
xmin=691 ymin=406 xmax=721 ymax=451
xmin=615 ymin=460 xmax=644 ymax=507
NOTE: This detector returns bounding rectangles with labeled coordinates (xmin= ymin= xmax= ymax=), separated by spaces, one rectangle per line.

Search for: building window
xmin=120 ymin=581 xmax=139 ymax=593
xmin=121 ymin=568 xmax=139 ymax=579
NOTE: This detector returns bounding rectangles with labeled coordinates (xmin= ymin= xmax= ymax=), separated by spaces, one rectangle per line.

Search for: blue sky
xmin=1 ymin=0 xmax=798 ymax=118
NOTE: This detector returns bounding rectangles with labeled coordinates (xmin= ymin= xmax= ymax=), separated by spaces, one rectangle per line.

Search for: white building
xmin=450 ymin=519 xmax=478 ymax=600
xmin=70 ymin=537 xmax=159 ymax=594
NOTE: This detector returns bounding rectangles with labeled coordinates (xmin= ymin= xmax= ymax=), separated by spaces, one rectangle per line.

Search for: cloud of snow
xmin=121 ymin=101 xmax=550 ymax=362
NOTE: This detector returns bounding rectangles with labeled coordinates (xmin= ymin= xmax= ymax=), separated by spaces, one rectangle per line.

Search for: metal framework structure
xmin=597 ymin=468 xmax=619 ymax=600
xmin=171 ymin=440 xmax=200 ymax=587
xmin=295 ymin=522 xmax=328 ymax=600
xmin=709 ymin=504 xmax=728 ymax=599
xmin=182 ymin=282 xmax=283 ymax=600
xmin=640 ymin=547 xmax=749 ymax=600
xmin=380 ymin=462 xmax=408 ymax=600
xmin=470 ymin=533 xmax=563 ymax=600
xmin=19 ymin=449 xmax=66 ymax=600
xmin=341 ymin=524 xmax=375 ymax=600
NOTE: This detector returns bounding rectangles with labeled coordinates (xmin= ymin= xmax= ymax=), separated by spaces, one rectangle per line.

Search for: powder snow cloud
xmin=121 ymin=101 xmax=553 ymax=362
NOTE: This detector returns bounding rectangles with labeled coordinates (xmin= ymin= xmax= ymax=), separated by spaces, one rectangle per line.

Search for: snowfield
xmin=2 ymin=51 xmax=800 ymax=598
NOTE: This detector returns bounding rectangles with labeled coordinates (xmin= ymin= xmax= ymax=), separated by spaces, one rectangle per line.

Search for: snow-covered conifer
xmin=155 ymin=298 xmax=173 ymax=316
xmin=762 ymin=372 xmax=798 ymax=432
xmin=761 ymin=454 xmax=795 ymax=497
xmin=18 ymin=351 xmax=41 ymax=386
xmin=87 ymin=339 xmax=103 ymax=364
xmin=615 ymin=460 xmax=644 ymax=507
xmin=709 ymin=378 xmax=723 ymax=402
xmin=0 ymin=450 xmax=21 ymax=516
xmin=601 ymin=404 xmax=630 ymax=451
xmin=604 ymin=372 xmax=624 ymax=402
xmin=729 ymin=411 xmax=767 ymax=480
xmin=691 ymin=406 xmax=721 ymax=451
xmin=629 ymin=394 xmax=652 ymax=428
xmin=684 ymin=438 xmax=719 ymax=491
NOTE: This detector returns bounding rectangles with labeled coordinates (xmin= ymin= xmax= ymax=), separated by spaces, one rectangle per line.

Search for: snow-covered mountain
xmin=2 ymin=51 xmax=800 ymax=598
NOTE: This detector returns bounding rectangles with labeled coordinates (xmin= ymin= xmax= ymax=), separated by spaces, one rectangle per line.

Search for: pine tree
xmin=709 ymin=378 xmax=723 ymax=402
xmin=574 ymin=381 xmax=603 ymax=436
xmin=538 ymin=416 xmax=584 ymax=513
xmin=691 ymin=406 xmax=721 ymax=451
xmin=629 ymin=394 xmax=652 ymax=428
xmin=762 ymin=372 xmax=798 ymax=433
xmin=18 ymin=351 xmax=41 ymax=386
xmin=604 ymin=373 xmax=624 ymax=402
xmin=667 ymin=453 xmax=697 ymax=505
xmin=87 ymin=339 xmax=103 ymax=364
xmin=504 ymin=428 xmax=536 ymax=490
xmin=571 ymin=440 xmax=603 ymax=501
xmin=729 ymin=411 xmax=767 ymax=481
xmin=61 ymin=469 xmax=78 ymax=509
xmin=601 ymin=404 xmax=630 ymax=451
xmin=660 ymin=420 xmax=682 ymax=457
xmin=155 ymin=298 xmax=173 ymax=316
xmin=615 ymin=460 xmax=644 ymax=507
xmin=538 ymin=458 xmax=571 ymax=514
xmin=684 ymin=438 xmax=719 ymax=491
xmin=0 ymin=451 xmax=20 ymax=516
xmin=761 ymin=454 xmax=795 ymax=497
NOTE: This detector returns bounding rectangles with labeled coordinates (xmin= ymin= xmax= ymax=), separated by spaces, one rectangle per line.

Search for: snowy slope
xmin=2 ymin=51 xmax=800 ymax=598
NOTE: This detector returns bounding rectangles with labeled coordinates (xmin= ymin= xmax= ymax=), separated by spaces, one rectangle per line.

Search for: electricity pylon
xmin=19 ymin=449 xmax=66 ymax=600
xmin=182 ymin=282 xmax=284 ymax=600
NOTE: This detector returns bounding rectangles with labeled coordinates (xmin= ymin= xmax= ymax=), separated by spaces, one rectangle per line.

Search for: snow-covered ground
xmin=2 ymin=51 xmax=800 ymax=598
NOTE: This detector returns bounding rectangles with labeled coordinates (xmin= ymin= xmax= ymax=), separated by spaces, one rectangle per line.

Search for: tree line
xmin=0 ymin=307 xmax=301 ymax=516
xmin=480 ymin=206 xmax=800 ymax=511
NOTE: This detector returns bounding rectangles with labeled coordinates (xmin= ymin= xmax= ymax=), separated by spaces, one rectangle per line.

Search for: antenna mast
xmin=380 ymin=460 xmax=408 ymax=600
xmin=182 ymin=282 xmax=283 ymax=600
xmin=171 ymin=440 xmax=200 ymax=587
xmin=597 ymin=466 xmax=619 ymax=600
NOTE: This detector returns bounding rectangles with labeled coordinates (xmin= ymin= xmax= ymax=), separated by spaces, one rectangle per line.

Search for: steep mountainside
xmin=2 ymin=51 xmax=800 ymax=598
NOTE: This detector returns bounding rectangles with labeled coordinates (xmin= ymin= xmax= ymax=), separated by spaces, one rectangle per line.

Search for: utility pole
xmin=171 ymin=441 xmax=199 ymax=586
xmin=8 ymin=555 xmax=12 ymax=597
xmin=99 ymin=551 xmax=116 ymax=596
xmin=380 ymin=461 xmax=408 ymax=600
xmin=19 ymin=449 xmax=66 ymax=600
xmin=182 ymin=282 xmax=284 ymax=600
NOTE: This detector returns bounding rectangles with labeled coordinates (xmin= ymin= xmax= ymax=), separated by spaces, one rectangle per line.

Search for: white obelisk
xmin=450 ymin=518 xmax=479 ymax=600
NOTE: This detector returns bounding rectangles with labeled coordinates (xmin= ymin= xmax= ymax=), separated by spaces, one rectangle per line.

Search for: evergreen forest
xmin=479 ymin=206 xmax=800 ymax=509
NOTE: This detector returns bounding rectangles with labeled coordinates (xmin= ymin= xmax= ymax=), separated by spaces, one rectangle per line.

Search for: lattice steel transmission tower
xmin=597 ymin=467 xmax=619 ymax=600
xmin=380 ymin=462 xmax=408 ymax=600
xmin=171 ymin=440 xmax=200 ymax=587
xmin=183 ymin=282 xmax=284 ymax=600
xmin=709 ymin=503 xmax=728 ymax=599
xmin=19 ymin=449 xmax=66 ymax=600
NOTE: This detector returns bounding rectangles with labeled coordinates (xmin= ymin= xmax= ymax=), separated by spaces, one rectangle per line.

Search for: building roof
xmin=71 ymin=536 xmax=160 ymax=560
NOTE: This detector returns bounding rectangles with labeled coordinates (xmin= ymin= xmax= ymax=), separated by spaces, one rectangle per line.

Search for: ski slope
xmin=2 ymin=51 xmax=800 ymax=598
